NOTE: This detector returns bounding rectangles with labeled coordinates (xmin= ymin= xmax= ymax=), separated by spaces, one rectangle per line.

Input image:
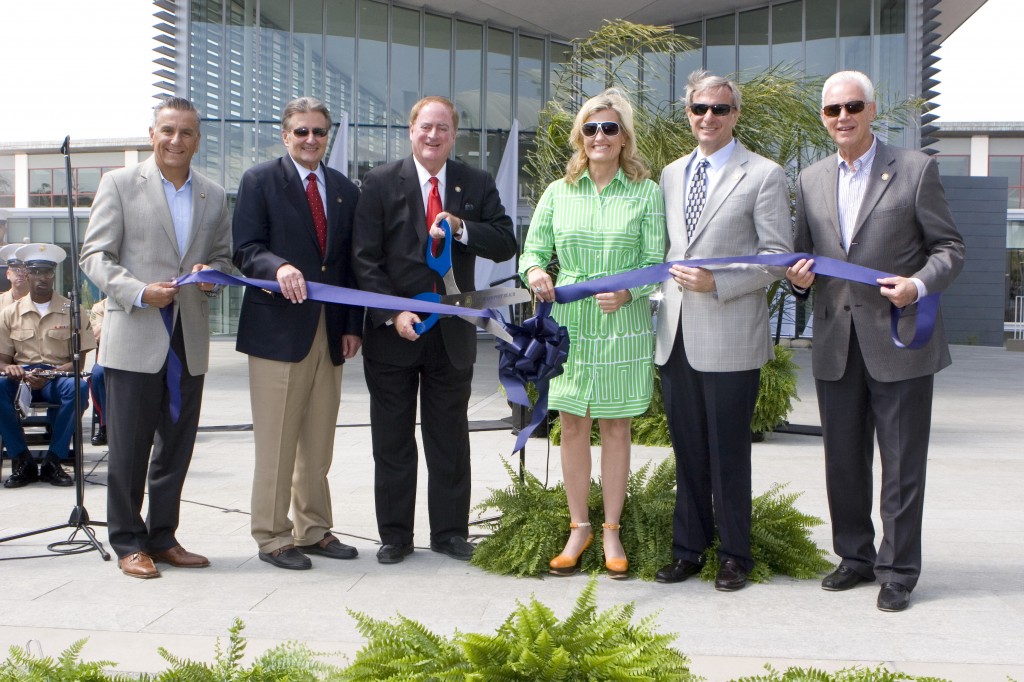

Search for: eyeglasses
xmin=822 ymin=100 xmax=866 ymax=118
xmin=689 ymin=103 xmax=735 ymax=117
xmin=581 ymin=121 xmax=621 ymax=137
xmin=290 ymin=127 xmax=329 ymax=138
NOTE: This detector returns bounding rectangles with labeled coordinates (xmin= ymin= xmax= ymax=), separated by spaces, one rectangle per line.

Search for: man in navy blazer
xmin=233 ymin=96 xmax=363 ymax=571
xmin=352 ymin=96 xmax=516 ymax=564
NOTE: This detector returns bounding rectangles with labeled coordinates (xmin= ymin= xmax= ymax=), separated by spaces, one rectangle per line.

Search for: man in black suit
xmin=233 ymin=96 xmax=363 ymax=571
xmin=352 ymin=95 xmax=516 ymax=564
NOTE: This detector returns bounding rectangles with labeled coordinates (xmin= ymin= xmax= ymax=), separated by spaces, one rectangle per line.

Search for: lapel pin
xmin=455 ymin=186 xmax=462 ymax=193
xmin=881 ymin=172 xmax=890 ymax=181
xmin=337 ymin=197 xmax=343 ymax=203
xmin=199 ymin=192 xmax=206 ymax=199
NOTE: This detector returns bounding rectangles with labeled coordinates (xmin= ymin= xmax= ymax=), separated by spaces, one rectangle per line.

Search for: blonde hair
xmin=564 ymin=88 xmax=650 ymax=184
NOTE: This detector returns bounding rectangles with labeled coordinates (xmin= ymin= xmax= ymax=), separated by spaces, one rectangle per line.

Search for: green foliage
xmin=0 ymin=639 xmax=132 ymax=681
xmin=734 ymin=664 xmax=950 ymax=682
xmin=154 ymin=618 xmax=341 ymax=681
xmin=342 ymin=578 xmax=695 ymax=682
xmin=474 ymin=459 xmax=830 ymax=582
xmin=698 ymin=482 xmax=833 ymax=583
xmin=470 ymin=459 xmax=579 ymax=576
xmin=752 ymin=343 xmax=801 ymax=436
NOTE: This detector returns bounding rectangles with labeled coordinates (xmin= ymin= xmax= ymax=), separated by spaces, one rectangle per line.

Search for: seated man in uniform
xmin=88 ymin=299 xmax=107 ymax=446
xmin=0 ymin=243 xmax=30 ymax=310
xmin=0 ymin=243 xmax=95 ymax=488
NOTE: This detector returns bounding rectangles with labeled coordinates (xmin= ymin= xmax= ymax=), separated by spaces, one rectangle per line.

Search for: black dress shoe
xmin=877 ymin=582 xmax=911 ymax=612
xmin=655 ymin=559 xmax=703 ymax=584
xmin=377 ymin=543 xmax=414 ymax=564
xmin=714 ymin=558 xmax=748 ymax=592
xmin=298 ymin=533 xmax=358 ymax=559
xmin=821 ymin=565 xmax=874 ymax=592
xmin=4 ymin=454 xmax=38 ymax=488
xmin=258 ymin=545 xmax=312 ymax=570
xmin=91 ymin=426 xmax=107 ymax=446
xmin=430 ymin=536 xmax=475 ymax=561
xmin=39 ymin=457 xmax=73 ymax=486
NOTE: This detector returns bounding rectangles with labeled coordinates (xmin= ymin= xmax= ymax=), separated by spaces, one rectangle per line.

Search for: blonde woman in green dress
xmin=520 ymin=89 xmax=666 ymax=579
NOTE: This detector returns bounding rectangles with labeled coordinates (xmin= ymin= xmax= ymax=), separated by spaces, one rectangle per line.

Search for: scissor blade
xmin=459 ymin=315 xmax=515 ymax=343
xmin=439 ymin=286 xmax=532 ymax=309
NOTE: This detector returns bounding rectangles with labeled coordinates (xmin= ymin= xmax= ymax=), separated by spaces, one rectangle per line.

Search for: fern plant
xmin=734 ymin=664 xmax=950 ymax=682
xmin=473 ymin=459 xmax=831 ymax=582
xmin=342 ymin=578 xmax=695 ymax=682
xmin=0 ymin=639 xmax=133 ymax=681
xmin=752 ymin=343 xmax=801 ymax=436
xmin=155 ymin=618 xmax=341 ymax=681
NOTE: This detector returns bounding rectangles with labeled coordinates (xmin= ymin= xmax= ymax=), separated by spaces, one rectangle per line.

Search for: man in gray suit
xmin=81 ymin=97 xmax=233 ymax=579
xmin=787 ymin=71 xmax=964 ymax=611
xmin=653 ymin=72 xmax=792 ymax=591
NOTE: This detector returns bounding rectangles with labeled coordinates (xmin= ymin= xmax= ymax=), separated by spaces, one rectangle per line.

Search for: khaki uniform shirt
xmin=0 ymin=290 xmax=23 ymax=311
xmin=0 ymin=293 xmax=96 ymax=366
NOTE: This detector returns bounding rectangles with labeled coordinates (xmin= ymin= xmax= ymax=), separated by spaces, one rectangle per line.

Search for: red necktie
xmin=427 ymin=176 xmax=442 ymax=257
xmin=306 ymin=173 xmax=327 ymax=254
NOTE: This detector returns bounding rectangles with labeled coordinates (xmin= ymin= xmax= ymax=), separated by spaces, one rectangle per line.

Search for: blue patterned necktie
xmin=685 ymin=158 xmax=709 ymax=241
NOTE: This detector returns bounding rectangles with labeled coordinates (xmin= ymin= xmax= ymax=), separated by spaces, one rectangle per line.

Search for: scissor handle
xmin=412 ymin=292 xmax=441 ymax=336
xmin=424 ymin=218 xmax=452 ymax=276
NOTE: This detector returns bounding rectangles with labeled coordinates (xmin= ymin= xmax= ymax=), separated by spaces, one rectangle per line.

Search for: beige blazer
xmin=655 ymin=142 xmax=792 ymax=372
xmin=80 ymin=156 xmax=232 ymax=375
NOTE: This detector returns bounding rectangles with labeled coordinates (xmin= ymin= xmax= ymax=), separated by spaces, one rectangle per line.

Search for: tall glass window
xmin=424 ymin=14 xmax=452 ymax=99
xmin=258 ymin=4 xmax=290 ymax=125
xmin=325 ymin=0 xmax=356 ymax=175
xmin=738 ymin=7 xmax=769 ymax=76
xmin=877 ymin=0 xmax=907 ymax=105
xmin=518 ymin=35 xmax=544 ymax=131
xmin=391 ymin=7 xmax=420 ymax=125
xmin=991 ymin=156 xmax=1024 ymax=209
xmin=705 ymin=14 xmax=736 ymax=77
xmin=771 ymin=1 xmax=803 ymax=69
xmin=806 ymin=1 xmax=837 ymax=77
xmin=357 ymin=1 xmax=388 ymax=178
xmin=840 ymin=0 xmax=872 ymax=74
xmin=455 ymin=20 xmax=483 ymax=150
xmin=293 ymin=0 xmax=325 ymax=99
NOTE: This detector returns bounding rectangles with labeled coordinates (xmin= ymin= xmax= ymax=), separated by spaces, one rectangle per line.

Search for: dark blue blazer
xmin=233 ymin=155 xmax=363 ymax=365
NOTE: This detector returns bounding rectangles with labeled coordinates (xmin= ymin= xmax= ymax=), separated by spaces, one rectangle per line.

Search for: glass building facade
xmin=179 ymin=0 xmax=917 ymax=194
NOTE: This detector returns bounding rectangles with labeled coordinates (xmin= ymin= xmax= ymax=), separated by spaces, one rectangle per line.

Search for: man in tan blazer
xmin=653 ymin=71 xmax=792 ymax=592
xmin=787 ymin=71 xmax=964 ymax=612
xmin=81 ymin=97 xmax=233 ymax=579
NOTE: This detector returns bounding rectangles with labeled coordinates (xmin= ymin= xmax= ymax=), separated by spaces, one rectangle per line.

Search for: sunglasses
xmin=822 ymin=100 xmax=866 ymax=118
xmin=290 ymin=127 xmax=329 ymax=138
xmin=689 ymin=103 xmax=735 ymax=117
xmin=581 ymin=121 xmax=621 ymax=137
xmin=26 ymin=268 xmax=55 ymax=278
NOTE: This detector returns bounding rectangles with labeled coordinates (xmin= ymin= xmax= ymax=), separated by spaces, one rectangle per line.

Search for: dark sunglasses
xmin=822 ymin=100 xmax=866 ymax=118
xmin=26 ymin=268 xmax=55 ymax=278
xmin=689 ymin=103 xmax=735 ymax=117
xmin=291 ymin=127 xmax=329 ymax=138
xmin=581 ymin=121 xmax=621 ymax=137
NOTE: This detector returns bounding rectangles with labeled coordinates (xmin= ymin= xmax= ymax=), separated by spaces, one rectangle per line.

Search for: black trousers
xmin=363 ymin=327 xmax=473 ymax=546
xmin=105 ymin=322 xmax=204 ymax=559
xmin=660 ymin=330 xmax=760 ymax=572
xmin=816 ymin=325 xmax=933 ymax=590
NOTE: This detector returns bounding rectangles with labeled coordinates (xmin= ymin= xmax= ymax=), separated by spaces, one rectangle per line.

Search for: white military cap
xmin=15 ymin=243 xmax=67 ymax=267
xmin=0 ymin=244 xmax=24 ymax=265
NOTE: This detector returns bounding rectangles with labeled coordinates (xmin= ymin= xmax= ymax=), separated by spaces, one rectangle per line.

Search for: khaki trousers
xmin=249 ymin=313 xmax=343 ymax=553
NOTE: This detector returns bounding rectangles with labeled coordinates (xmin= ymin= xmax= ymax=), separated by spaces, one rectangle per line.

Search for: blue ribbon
xmin=159 ymin=306 xmax=183 ymax=424
xmin=178 ymin=252 xmax=939 ymax=454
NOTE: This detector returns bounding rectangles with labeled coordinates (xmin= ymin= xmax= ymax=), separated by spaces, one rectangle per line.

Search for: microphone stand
xmin=0 ymin=136 xmax=110 ymax=560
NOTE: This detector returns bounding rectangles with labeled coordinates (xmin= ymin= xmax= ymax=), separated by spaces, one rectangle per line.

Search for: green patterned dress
xmin=519 ymin=169 xmax=666 ymax=418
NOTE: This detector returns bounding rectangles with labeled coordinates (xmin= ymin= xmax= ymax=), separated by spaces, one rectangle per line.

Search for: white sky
xmin=0 ymin=0 xmax=1016 ymax=145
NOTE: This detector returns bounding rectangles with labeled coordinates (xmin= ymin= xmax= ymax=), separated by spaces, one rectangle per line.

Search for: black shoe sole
xmin=377 ymin=546 xmax=414 ymax=564
xmin=298 ymin=545 xmax=358 ymax=560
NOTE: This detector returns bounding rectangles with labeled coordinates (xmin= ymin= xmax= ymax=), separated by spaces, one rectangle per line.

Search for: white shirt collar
xmin=413 ymin=157 xmax=447 ymax=188
xmin=289 ymin=155 xmax=325 ymax=185
xmin=693 ymin=138 xmax=737 ymax=173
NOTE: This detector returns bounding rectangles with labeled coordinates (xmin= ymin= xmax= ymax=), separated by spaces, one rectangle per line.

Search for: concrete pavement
xmin=0 ymin=339 xmax=1021 ymax=681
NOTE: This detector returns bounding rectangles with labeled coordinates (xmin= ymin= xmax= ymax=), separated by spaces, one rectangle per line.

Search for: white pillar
xmin=969 ymin=134 xmax=989 ymax=176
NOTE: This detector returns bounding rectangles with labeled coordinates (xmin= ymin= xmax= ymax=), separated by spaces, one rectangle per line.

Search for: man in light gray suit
xmin=81 ymin=97 xmax=233 ymax=579
xmin=787 ymin=71 xmax=964 ymax=612
xmin=653 ymin=72 xmax=792 ymax=591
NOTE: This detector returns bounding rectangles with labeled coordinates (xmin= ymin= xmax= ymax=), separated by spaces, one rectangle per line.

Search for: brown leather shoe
xmin=118 ymin=552 xmax=160 ymax=579
xmin=151 ymin=545 xmax=211 ymax=568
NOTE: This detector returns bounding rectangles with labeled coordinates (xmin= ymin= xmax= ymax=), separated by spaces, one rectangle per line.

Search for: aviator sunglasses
xmin=581 ymin=121 xmax=621 ymax=137
xmin=689 ymin=103 xmax=735 ymax=116
xmin=822 ymin=100 xmax=866 ymax=118
xmin=291 ymin=127 xmax=329 ymax=138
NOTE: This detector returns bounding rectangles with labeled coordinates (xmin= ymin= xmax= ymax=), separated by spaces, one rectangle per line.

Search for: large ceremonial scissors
xmin=412 ymin=219 xmax=529 ymax=343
